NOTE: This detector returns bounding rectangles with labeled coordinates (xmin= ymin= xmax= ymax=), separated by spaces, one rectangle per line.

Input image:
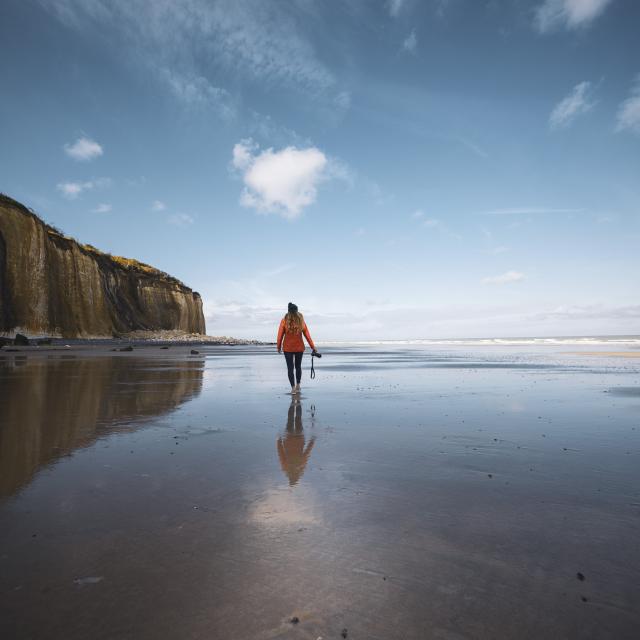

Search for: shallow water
xmin=1 ymin=345 xmax=639 ymax=639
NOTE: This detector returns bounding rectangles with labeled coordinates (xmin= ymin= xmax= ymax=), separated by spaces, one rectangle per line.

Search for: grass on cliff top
xmin=1 ymin=193 xmax=190 ymax=289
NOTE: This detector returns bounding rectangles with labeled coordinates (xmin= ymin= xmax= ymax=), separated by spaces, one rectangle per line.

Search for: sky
xmin=1 ymin=0 xmax=639 ymax=341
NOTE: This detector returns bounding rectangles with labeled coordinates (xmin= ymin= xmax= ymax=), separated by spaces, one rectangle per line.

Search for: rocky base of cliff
xmin=120 ymin=330 xmax=266 ymax=344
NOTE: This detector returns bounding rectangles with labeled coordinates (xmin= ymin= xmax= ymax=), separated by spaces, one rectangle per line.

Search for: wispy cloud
xmin=232 ymin=139 xmax=330 ymax=220
xmin=534 ymin=0 xmax=614 ymax=33
xmin=403 ymin=30 xmax=417 ymax=54
xmin=56 ymin=177 xmax=111 ymax=199
xmin=479 ymin=207 xmax=584 ymax=215
xmin=91 ymin=203 xmax=111 ymax=213
xmin=151 ymin=200 xmax=166 ymax=212
xmin=167 ymin=213 xmax=194 ymax=226
xmin=549 ymin=81 xmax=595 ymax=129
xmin=158 ymin=67 xmax=236 ymax=119
xmin=457 ymin=137 xmax=489 ymax=159
xmin=261 ymin=264 xmax=294 ymax=278
xmin=482 ymin=270 xmax=525 ymax=285
xmin=43 ymin=0 xmax=335 ymax=100
xmin=64 ymin=136 xmax=103 ymax=161
xmin=387 ymin=0 xmax=405 ymax=18
xmin=412 ymin=211 xmax=461 ymax=239
xmin=615 ymin=74 xmax=640 ymax=135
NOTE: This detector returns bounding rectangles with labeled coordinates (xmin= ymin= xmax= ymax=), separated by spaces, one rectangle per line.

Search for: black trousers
xmin=284 ymin=351 xmax=303 ymax=386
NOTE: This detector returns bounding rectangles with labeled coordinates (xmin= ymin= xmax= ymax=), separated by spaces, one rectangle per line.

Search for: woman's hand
xmin=277 ymin=348 xmax=281 ymax=354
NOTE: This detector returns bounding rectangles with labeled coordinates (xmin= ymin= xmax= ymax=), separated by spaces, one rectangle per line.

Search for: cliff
xmin=0 ymin=194 xmax=205 ymax=338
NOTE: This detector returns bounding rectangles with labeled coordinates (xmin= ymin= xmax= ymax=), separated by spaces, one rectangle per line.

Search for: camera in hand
xmin=312 ymin=350 xmax=322 ymax=358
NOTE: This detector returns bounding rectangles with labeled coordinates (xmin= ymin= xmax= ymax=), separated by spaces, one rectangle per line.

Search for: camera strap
xmin=310 ymin=352 xmax=316 ymax=379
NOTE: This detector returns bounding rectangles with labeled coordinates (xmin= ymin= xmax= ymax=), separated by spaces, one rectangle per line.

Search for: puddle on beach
xmin=0 ymin=345 xmax=639 ymax=639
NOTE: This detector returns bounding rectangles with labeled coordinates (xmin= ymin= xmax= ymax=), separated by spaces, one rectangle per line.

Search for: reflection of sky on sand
xmin=249 ymin=486 xmax=320 ymax=528
xmin=251 ymin=399 xmax=319 ymax=527
xmin=1 ymin=344 xmax=640 ymax=639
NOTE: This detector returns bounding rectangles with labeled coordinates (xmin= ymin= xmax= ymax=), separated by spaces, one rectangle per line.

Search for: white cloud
xmin=549 ymin=81 xmax=594 ymax=128
xmin=423 ymin=218 xmax=441 ymax=228
xmin=412 ymin=209 xmax=424 ymax=219
xmin=479 ymin=207 xmax=584 ymax=215
xmin=203 ymin=297 xmax=640 ymax=341
xmin=482 ymin=271 xmax=525 ymax=285
xmin=615 ymin=75 xmax=640 ymax=135
xmin=56 ymin=177 xmax=111 ymax=199
xmin=403 ymin=30 xmax=417 ymax=53
xmin=534 ymin=0 xmax=613 ymax=33
xmin=151 ymin=200 xmax=166 ymax=212
xmin=532 ymin=304 xmax=640 ymax=321
xmin=91 ymin=203 xmax=112 ymax=213
xmin=167 ymin=213 xmax=194 ymax=226
xmin=64 ymin=136 xmax=103 ymax=161
xmin=387 ymin=0 xmax=405 ymax=17
xmin=232 ymin=139 xmax=257 ymax=171
xmin=232 ymin=139 xmax=329 ymax=219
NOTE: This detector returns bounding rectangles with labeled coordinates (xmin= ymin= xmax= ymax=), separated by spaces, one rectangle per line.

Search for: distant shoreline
xmin=0 ymin=330 xmax=271 ymax=348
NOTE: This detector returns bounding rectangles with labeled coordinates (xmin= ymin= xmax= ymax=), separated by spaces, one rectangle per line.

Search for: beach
xmin=1 ymin=342 xmax=639 ymax=639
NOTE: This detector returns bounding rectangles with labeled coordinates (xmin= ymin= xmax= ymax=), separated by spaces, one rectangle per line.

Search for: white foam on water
xmin=318 ymin=335 xmax=640 ymax=347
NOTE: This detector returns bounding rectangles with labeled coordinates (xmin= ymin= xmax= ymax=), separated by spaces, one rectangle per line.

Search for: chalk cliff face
xmin=0 ymin=194 xmax=205 ymax=337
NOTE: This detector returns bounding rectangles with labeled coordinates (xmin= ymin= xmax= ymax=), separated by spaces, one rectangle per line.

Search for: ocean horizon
xmin=317 ymin=334 xmax=640 ymax=346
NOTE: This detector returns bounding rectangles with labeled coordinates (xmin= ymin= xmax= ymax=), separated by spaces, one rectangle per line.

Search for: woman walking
xmin=277 ymin=302 xmax=316 ymax=394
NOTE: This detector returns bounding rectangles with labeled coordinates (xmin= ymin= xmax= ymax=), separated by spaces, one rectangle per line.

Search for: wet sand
xmin=1 ymin=344 xmax=639 ymax=639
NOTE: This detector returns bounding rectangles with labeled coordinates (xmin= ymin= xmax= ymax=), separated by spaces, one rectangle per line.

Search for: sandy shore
xmin=1 ymin=344 xmax=638 ymax=639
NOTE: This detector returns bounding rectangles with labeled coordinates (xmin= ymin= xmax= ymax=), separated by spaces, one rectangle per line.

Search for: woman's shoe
xmin=294 ymin=384 xmax=301 ymax=394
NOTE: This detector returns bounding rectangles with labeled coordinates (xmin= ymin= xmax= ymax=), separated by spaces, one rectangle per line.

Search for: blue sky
xmin=1 ymin=0 xmax=639 ymax=340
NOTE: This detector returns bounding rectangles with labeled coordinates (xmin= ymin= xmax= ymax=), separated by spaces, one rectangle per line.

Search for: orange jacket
xmin=277 ymin=317 xmax=315 ymax=352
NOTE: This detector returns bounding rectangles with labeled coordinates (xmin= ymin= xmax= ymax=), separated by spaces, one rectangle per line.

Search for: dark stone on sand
xmin=487 ymin=473 xmax=493 ymax=478
xmin=14 ymin=333 xmax=29 ymax=346
xmin=577 ymin=572 xmax=585 ymax=581
xmin=120 ymin=346 xmax=134 ymax=352
xmin=290 ymin=617 xmax=299 ymax=624
xmin=581 ymin=596 xmax=588 ymax=602
xmin=161 ymin=346 xmax=169 ymax=349
xmin=341 ymin=628 xmax=348 ymax=638
xmin=190 ymin=349 xmax=199 ymax=355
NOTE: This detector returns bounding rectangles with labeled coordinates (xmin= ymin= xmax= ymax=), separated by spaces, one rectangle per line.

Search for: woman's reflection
xmin=277 ymin=398 xmax=316 ymax=486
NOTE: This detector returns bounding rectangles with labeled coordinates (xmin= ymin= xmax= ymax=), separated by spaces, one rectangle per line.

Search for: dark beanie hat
xmin=288 ymin=302 xmax=298 ymax=313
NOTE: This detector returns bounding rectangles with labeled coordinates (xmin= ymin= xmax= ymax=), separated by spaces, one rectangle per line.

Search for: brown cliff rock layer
xmin=0 ymin=194 xmax=205 ymax=337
